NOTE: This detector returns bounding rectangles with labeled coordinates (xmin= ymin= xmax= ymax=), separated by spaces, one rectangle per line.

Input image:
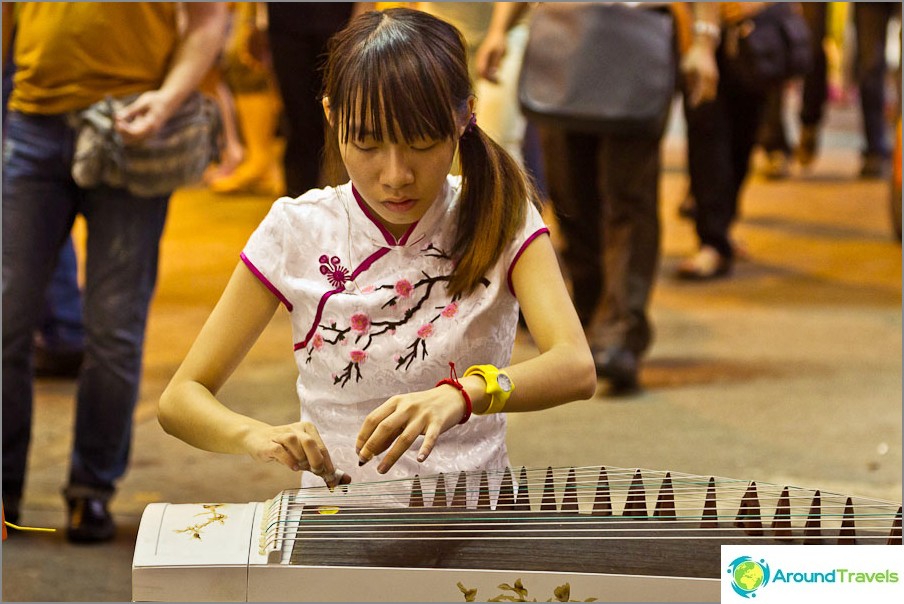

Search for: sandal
xmin=675 ymin=246 xmax=732 ymax=281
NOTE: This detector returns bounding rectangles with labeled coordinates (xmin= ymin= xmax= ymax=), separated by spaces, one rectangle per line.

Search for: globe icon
xmin=733 ymin=560 xmax=765 ymax=592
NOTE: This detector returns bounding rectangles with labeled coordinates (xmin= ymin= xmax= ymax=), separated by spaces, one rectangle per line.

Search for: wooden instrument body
xmin=131 ymin=466 xmax=901 ymax=602
xmin=131 ymin=501 xmax=719 ymax=602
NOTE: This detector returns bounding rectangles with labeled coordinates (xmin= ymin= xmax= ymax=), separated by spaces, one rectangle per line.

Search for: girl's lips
xmin=382 ymin=198 xmax=417 ymax=213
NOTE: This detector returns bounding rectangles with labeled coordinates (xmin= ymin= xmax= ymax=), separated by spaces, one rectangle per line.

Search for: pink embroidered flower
xmin=311 ymin=333 xmax=324 ymax=351
xmin=349 ymin=312 xmax=371 ymax=334
xmin=441 ymin=302 xmax=459 ymax=318
xmin=395 ymin=279 xmax=413 ymax=298
xmin=350 ymin=349 xmax=367 ymax=364
xmin=417 ymin=324 xmax=434 ymax=339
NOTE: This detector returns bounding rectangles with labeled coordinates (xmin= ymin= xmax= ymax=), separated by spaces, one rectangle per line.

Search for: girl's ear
xmin=458 ymin=96 xmax=477 ymax=138
xmin=322 ymin=96 xmax=332 ymax=125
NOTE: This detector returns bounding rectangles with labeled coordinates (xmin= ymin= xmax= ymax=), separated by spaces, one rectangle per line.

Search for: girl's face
xmin=324 ymin=98 xmax=470 ymax=239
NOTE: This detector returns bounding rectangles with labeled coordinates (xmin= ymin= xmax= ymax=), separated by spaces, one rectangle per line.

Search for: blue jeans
xmin=2 ymin=111 xmax=169 ymax=501
xmin=38 ymin=236 xmax=85 ymax=353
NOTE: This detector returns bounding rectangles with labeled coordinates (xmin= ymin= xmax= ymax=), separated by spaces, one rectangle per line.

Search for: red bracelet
xmin=436 ymin=361 xmax=472 ymax=424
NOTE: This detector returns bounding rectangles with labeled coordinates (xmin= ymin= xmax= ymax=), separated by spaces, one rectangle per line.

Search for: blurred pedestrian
xmin=852 ymin=2 xmax=900 ymax=178
xmin=676 ymin=2 xmax=786 ymax=281
xmin=266 ymin=3 xmax=363 ymax=196
xmin=2 ymin=14 xmax=86 ymax=380
xmin=478 ymin=3 xmax=685 ymax=394
xmin=2 ymin=2 xmax=227 ymax=543
xmin=208 ymin=2 xmax=284 ymax=195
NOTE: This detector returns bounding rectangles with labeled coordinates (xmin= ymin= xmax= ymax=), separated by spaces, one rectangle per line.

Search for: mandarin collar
xmin=349 ymin=177 xmax=455 ymax=249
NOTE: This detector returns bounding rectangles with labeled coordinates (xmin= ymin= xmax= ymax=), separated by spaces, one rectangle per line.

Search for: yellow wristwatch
xmin=463 ymin=364 xmax=514 ymax=415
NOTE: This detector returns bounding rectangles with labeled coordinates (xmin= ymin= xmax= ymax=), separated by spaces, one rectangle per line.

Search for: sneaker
xmin=796 ymin=125 xmax=820 ymax=167
xmin=675 ymin=246 xmax=732 ymax=281
xmin=763 ymin=150 xmax=791 ymax=179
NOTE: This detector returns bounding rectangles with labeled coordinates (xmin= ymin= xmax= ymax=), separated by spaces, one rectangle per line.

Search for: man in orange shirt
xmin=2 ymin=2 xmax=227 ymax=543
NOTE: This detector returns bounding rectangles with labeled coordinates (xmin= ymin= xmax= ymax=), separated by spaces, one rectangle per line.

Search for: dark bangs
xmin=323 ymin=9 xmax=471 ymax=145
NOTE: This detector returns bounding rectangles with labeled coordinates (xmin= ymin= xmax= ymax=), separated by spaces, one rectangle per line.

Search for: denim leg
xmin=67 ymin=186 xmax=169 ymax=497
xmin=2 ymin=113 xmax=81 ymax=495
xmin=854 ymin=2 xmax=894 ymax=157
xmin=38 ymin=237 xmax=85 ymax=352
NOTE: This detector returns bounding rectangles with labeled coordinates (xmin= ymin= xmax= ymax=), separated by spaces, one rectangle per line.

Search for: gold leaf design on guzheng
xmin=457 ymin=579 xmax=597 ymax=602
xmin=174 ymin=504 xmax=227 ymax=541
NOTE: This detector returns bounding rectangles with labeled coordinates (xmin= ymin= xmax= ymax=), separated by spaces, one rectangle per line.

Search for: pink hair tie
xmin=464 ymin=113 xmax=477 ymax=135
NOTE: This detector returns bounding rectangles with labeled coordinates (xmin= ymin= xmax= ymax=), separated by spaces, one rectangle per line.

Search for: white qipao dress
xmin=241 ymin=175 xmax=549 ymax=493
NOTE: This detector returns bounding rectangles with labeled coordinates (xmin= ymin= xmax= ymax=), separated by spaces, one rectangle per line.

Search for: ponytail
xmin=449 ymin=124 xmax=539 ymax=296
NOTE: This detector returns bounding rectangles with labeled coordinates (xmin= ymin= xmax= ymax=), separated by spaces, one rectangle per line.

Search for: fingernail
xmin=417 ymin=454 xmax=426 ymax=463
xmin=358 ymin=458 xmax=367 ymax=466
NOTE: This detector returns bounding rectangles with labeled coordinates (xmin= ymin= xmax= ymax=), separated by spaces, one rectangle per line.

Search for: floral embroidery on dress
xmin=304 ymin=243 xmax=489 ymax=385
xmin=319 ymin=255 xmax=349 ymax=288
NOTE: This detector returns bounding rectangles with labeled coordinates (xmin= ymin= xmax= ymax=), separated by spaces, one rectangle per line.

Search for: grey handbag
xmin=518 ymin=3 xmax=676 ymax=136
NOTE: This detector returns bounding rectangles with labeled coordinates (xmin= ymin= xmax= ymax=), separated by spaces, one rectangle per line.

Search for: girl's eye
xmin=352 ymin=142 xmax=377 ymax=152
xmin=411 ymin=141 xmax=438 ymax=152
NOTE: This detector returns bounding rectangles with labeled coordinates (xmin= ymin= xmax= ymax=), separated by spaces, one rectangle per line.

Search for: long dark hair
xmin=322 ymin=8 xmax=538 ymax=296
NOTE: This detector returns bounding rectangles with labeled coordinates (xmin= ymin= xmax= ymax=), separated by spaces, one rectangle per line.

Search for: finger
xmin=355 ymin=401 xmax=397 ymax=458
xmin=265 ymin=440 xmax=303 ymax=471
xmin=320 ymin=468 xmax=346 ymax=489
xmin=377 ymin=425 xmax=423 ymax=474
xmin=416 ymin=425 xmax=442 ymax=463
xmin=297 ymin=432 xmax=327 ymax=475
xmin=273 ymin=430 xmax=322 ymax=473
xmin=358 ymin=416 xmax=405 ymax=465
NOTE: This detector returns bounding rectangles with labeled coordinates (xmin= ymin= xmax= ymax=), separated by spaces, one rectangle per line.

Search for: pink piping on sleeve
xmin=240 ymin=252 xmax=294 ymax=311
xmin=506 ymin=228 xmax=550 ymax=296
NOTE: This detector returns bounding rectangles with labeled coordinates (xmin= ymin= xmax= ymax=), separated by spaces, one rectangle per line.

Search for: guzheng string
xmin=258 ymin=466 xmax=901 ymax=552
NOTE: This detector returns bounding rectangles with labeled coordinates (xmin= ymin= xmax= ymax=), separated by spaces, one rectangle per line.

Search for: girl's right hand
xmin=244 ymin=422 xmax=350 ymax=487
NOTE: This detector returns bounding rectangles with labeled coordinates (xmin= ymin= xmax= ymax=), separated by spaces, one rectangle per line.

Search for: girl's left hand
xmin=355 ymin=385 xmax=469 ymax=473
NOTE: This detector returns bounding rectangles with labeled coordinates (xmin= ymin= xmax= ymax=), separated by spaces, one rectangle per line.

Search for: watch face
xmin=497 ymin=373 xmax=513 ymax=392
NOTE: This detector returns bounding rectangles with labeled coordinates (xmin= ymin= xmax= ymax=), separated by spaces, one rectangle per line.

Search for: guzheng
xmin=132 ymin=465 xmax=902 ymax=602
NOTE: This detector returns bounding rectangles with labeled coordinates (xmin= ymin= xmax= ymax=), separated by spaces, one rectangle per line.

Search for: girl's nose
xmin=381 ymin=147 xmax=414 ymax=190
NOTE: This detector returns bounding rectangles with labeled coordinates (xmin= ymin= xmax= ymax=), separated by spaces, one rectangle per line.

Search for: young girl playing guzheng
xmin=158 ymin=8 xmax=596 ymax=491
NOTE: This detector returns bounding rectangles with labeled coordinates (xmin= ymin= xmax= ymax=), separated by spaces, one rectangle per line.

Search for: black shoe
xmin=2 ymin=491 xmax=21 ymax=526
xmin=593 ymin=346 xmax=639 ymax=393
xmin=860 ymin=153 xmax=891 ymax=179
xmin=66 ymin=497 xmax=115 ymax=543
xmin=796 ymin=125 xmax=820 ymax=167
